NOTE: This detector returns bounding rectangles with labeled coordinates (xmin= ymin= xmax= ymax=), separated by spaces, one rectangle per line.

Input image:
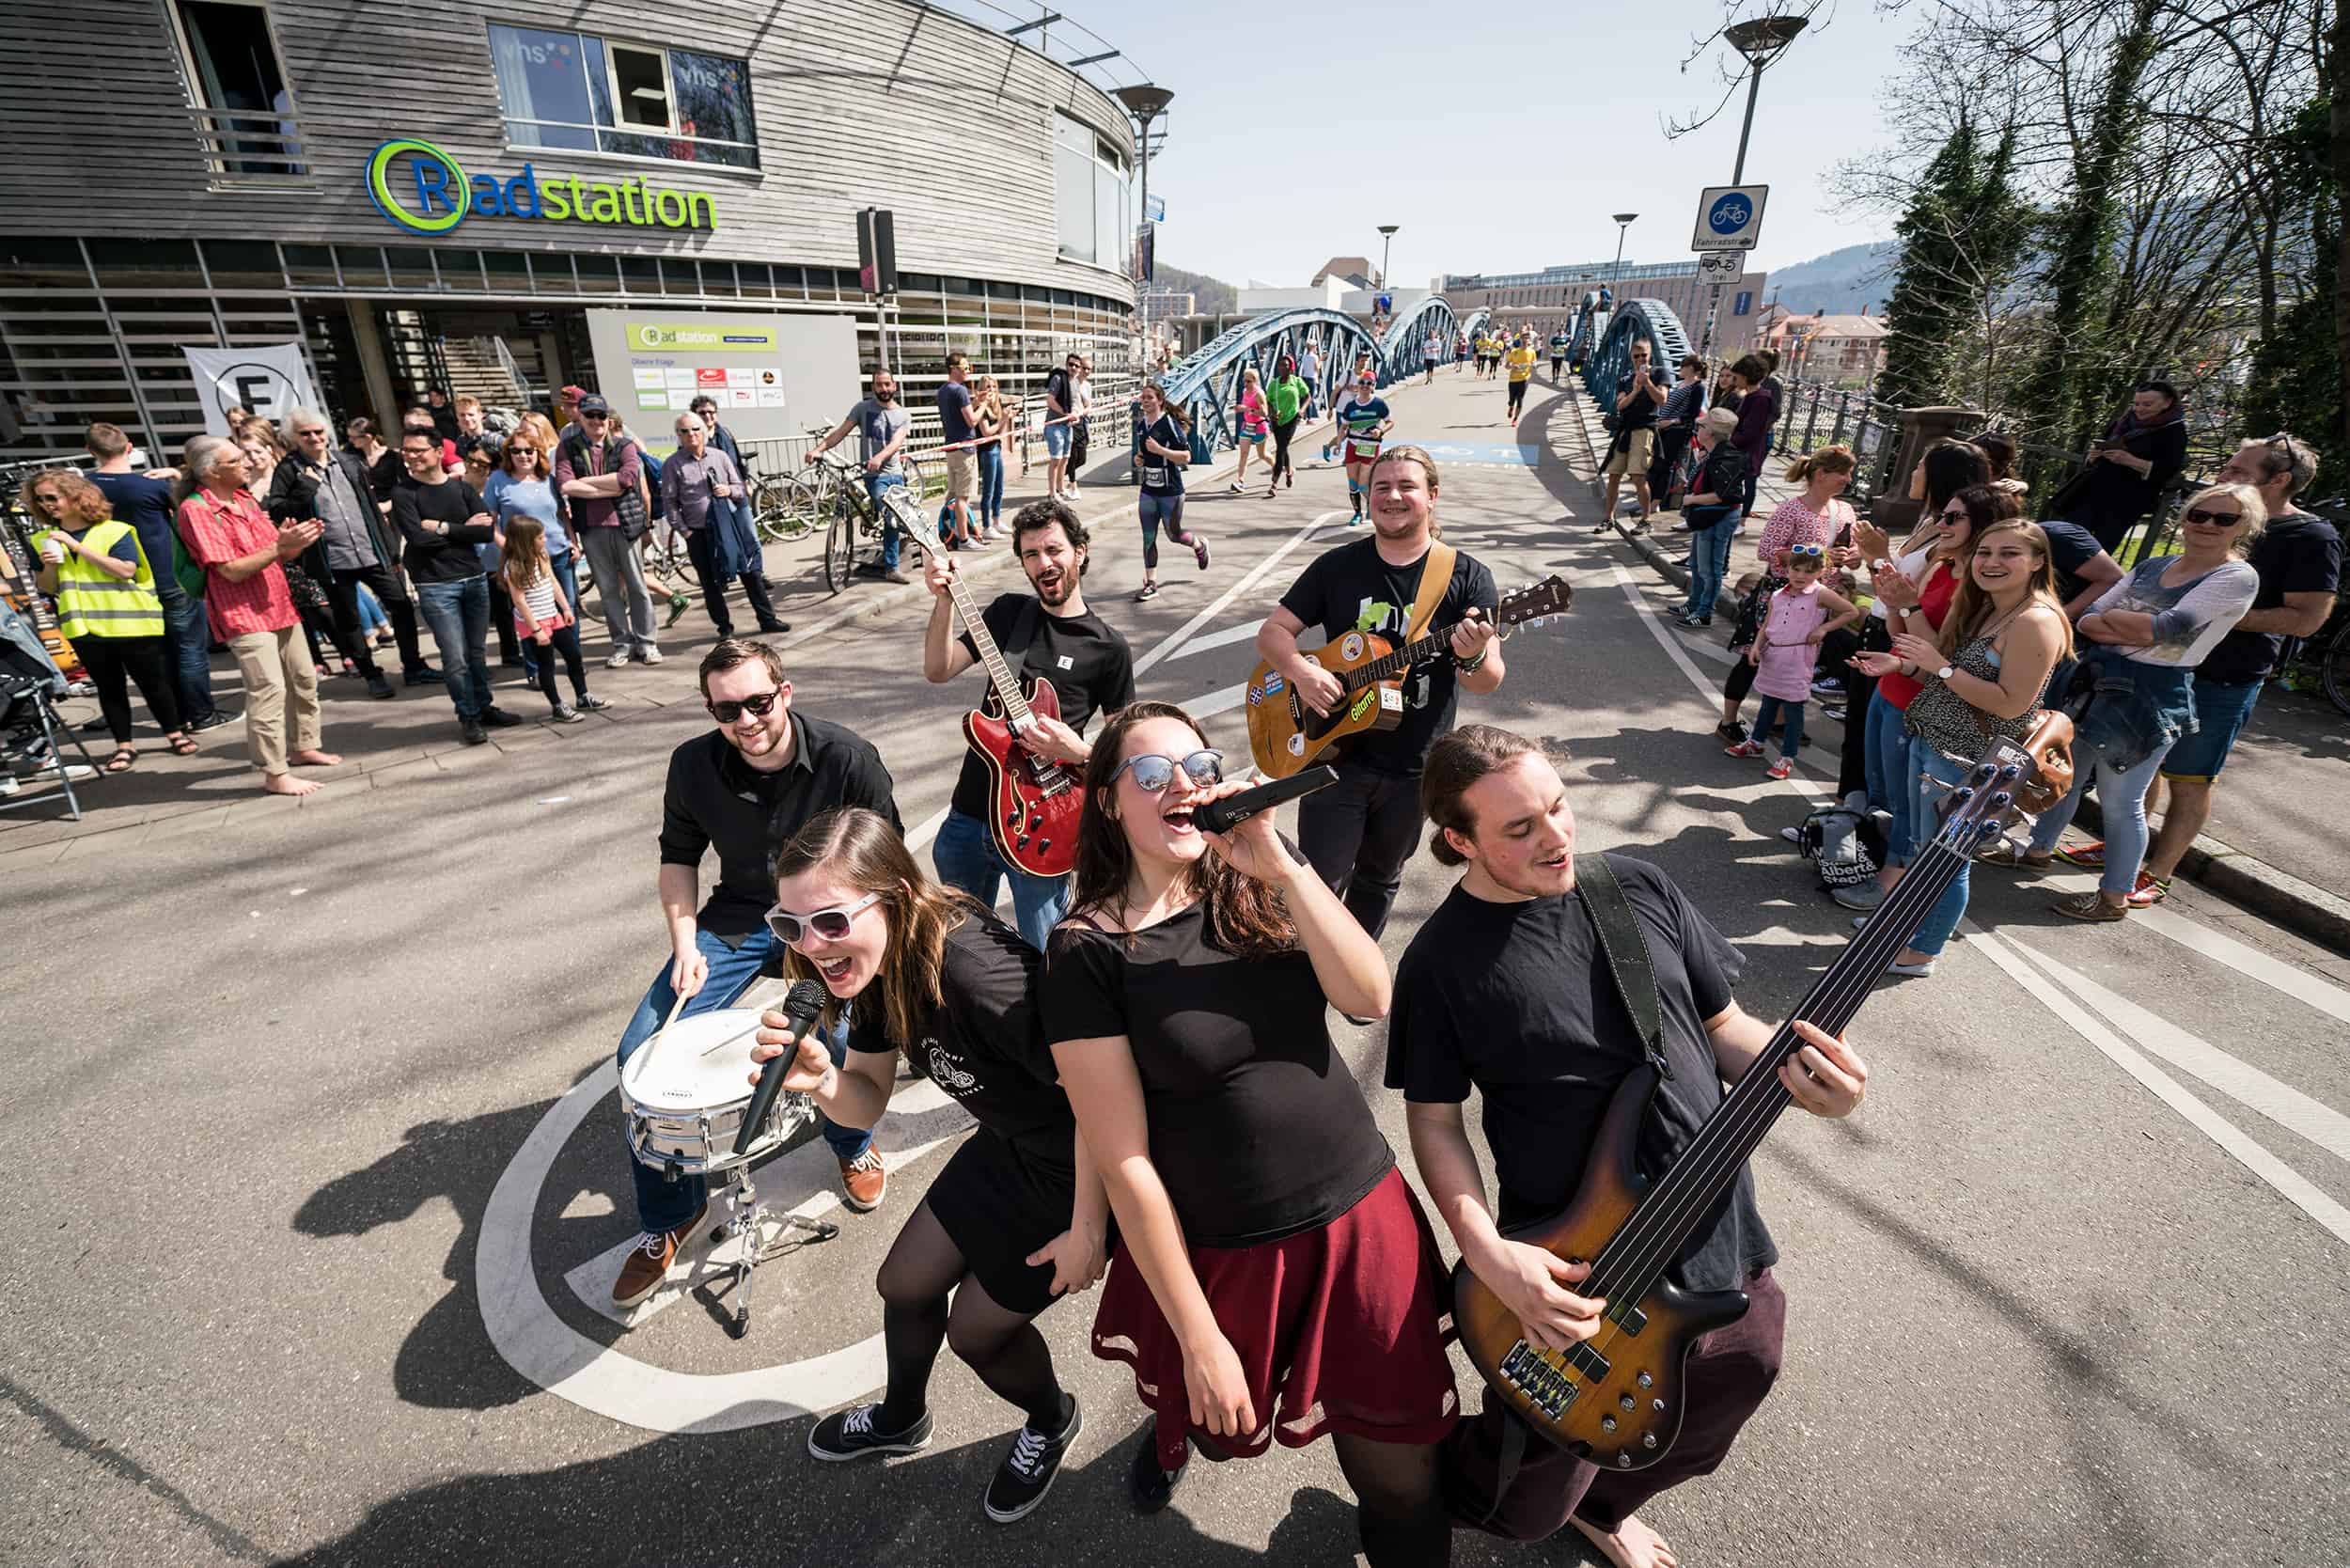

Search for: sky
xmin=1105 ymin=0 xmax=1912 ymax=288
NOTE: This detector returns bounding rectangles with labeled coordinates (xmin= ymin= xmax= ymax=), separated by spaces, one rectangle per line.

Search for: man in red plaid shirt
xmin=175 ymin=439 xmax=342 ymax=796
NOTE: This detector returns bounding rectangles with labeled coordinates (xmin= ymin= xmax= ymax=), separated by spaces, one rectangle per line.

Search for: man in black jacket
xmin=268 ymin=409 xmax=438 ymax=698
xmin=2061 ymin=380 xmax=2191 ymax=554
xmin=390 ymin=427 xmax=525 ymax=744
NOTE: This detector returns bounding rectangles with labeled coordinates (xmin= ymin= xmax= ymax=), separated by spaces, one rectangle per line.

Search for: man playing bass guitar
xmin=1254 ymin=447 xmax=1503 ymax=951
xmin=1387 ymin=725 xmax=1867 ymax=1568
xmin=925 ymin=499 xmax=1135 ymax=949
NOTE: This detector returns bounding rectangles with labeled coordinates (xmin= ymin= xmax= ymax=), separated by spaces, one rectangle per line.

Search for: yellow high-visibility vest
xmin=37 ymin=520 xmax=164 ymax=639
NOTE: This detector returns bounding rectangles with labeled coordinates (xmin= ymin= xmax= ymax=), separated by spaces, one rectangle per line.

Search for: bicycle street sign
xmin=1691 ymin=185 xmax=1768 ymax=252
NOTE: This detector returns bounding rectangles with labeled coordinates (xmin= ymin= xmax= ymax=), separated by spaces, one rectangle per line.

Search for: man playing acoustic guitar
xmin=1387 ymin=725 xmax=1868 ymax=1568
xmin=925 ymin=499 xmax=1135 ymax=949
xmin=1254 ymin=446 xmax=1503 ymax=959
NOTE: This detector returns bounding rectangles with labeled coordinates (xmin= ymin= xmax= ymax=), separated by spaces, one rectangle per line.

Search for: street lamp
xmin=1699 ymin=13 xmax=1809 ymax=354
xmin=1113 ymin=84 xmax=1173 ymax=281
xmin=1608 ymin=212 xmax=1637 ymax=306
xmin=1376 ymin=224 xmax=1400 ymax=292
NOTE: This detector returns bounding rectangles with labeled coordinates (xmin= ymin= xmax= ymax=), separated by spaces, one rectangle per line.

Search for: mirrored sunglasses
xmin=1111 ymin=749 xmax=1224 ymax=792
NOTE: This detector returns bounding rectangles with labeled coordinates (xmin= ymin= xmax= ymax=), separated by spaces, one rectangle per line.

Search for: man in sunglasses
xmin=924 ymin=498 xmax=1134 ymax=949
xmin=1042 ymin=354 xmax=1079 ymax=502
xmin=608 ymin=637 xmax=902 ymax=1309
xmin=812 ymin=370 xmax=913 ymax=584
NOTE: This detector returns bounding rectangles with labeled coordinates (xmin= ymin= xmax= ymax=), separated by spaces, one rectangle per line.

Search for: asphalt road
xmin=6 ymin=367 xmax=2347 ymax=1568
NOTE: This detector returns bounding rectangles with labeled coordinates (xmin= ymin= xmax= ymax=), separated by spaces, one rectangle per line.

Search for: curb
xmin=1585 ymin=415 xmax=2350 ymax=962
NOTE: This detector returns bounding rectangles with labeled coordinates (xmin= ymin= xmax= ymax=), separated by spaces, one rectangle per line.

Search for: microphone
xmin=1195 ymin=765 xmax=1340 ymax=836
xmin=734 ymin=979 xmax=830 ymax=1156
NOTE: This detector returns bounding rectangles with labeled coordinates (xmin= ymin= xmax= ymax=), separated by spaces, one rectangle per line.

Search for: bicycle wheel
xmin=2324 ymin=617 xmax=2350 ymax=719
xmin=823 ymin=495 xmax=858 ymax=594
xmin=900 ymin=454 xmax=932 ymax=502
xmin=756 ymin=478 xmax=820 ymax=541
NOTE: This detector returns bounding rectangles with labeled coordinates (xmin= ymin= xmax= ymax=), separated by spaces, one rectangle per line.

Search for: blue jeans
xmin=2027 ymin=732 xmax=2176 ymax=895
xmin=354 ymin=583 xmax=390 ymax=635
xmin=413 ymin=575 xmax=493 ymax=720
xmin=1682 ymin=507 xmax=1740 ymax=619
xmin=1864 ymin=690 xmax=1915 ymax=861
xmin=932 ymin=808 xmax=1071 ymax=951
xmin=866 ymin=472 xmax=906 ymax=570
xmin=163 ymin=590 xmax=218 ymax=723
xmin=1752 ymin=695 xmax=1805 ymax=760
xmin=1904 ymin=748 xmax=1978 ymax=957
xmin=977 ymin=445 xmax=1005 ymax=528
xmin=615 ymin=926 xmax=870 ymax=1234
xmin=549 ymin=548 xmax=582 ymax=631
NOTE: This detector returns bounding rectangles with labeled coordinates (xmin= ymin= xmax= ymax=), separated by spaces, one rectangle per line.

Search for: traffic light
xmin=856 ymin=208 xmax=897 ymax=298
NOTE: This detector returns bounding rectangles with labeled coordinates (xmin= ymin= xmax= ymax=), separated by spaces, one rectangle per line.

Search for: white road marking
xmin=1130 ymin=510 xmax=1351 ymax=678
xmin=1969 ymin=929 xmax=2350 ymax=1248
xmin=1164 ymin=620 xmax=1263 ymax=662
xmin=1180 ymin=683 xmax=1248 ymax=722
xmin=2136 ymin=905 xmax=2350 ymax=1026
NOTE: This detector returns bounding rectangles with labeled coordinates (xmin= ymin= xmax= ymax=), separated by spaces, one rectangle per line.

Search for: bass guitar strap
xmin=1403 ymin=541 xmax=1458 ymax=644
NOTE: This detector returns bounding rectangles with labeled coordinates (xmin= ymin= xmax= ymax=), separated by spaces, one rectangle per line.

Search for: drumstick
xmin=636 ymin=983 xmax=693 ymax=1074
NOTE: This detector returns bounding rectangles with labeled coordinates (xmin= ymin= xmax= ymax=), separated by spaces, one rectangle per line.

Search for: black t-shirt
xmin=2036 ymin=517 xmax=2106 ymax=605
xmin=948 ymin=594 xmax=1136 ymax=822
xmin=848 ymin=910 xmax=1073 ymax=1168
xmin=1138 ymin=415 xmax=1186 ymax=496
xmin=1043 ymin=902 xmax=1393 ymax=1247
xmin=937 ymin=382 xmax=975 ymax=447
xmin=1044 ymin=368 xmax=1072 ymax=414
xmin=87 ymin=471 xmax=182 ymax=600
xmin=1277 ymin=538 xmax=1499 ymax=774
xmin=1616 ymin=368 xmax=1662 ymax=430
xmin=1385 ymin=855 xmax=1778 ymax=1294
xmin=389 ymin=477 xmax=493 ymax=584
xmin=2197 ymin=511 xmax=2343 ymax=684
xmin=658 ymin=713 xmax=902 ymax=937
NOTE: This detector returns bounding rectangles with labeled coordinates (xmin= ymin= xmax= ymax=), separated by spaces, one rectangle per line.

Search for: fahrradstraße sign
xmin=1691 ymin=184 xmax=1768 ymax=252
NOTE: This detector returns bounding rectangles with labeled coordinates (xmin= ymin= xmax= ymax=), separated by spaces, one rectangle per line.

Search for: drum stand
xmin=703 ymin=1090 xmax=838 ymax=1340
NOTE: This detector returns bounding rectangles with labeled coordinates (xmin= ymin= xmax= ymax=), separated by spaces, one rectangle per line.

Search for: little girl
xmin=1726 ymin=542 xmax=1858 ymax=778
xmin=1230 ymin=367 xmax=1270 ymax=494
xmin=500 ymin=517 xmax=608 ymax=723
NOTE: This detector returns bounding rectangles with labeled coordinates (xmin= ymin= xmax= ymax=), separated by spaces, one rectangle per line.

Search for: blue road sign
xmin=1691 ymin=184 xmax=1768 ymax=252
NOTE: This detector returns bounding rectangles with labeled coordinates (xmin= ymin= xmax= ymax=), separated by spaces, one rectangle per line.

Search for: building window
xmin=1054 ymin=115 xmax=1128 ymax=269
xmin=169 ymin=0 xmax=305 ymax=178
xmin=1733 ymin=290 xmax=1754 ymax=317
xmin=488 ymin=24 xmax=759 ymax=168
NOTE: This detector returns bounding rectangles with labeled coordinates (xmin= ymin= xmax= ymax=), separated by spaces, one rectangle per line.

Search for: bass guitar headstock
xmin=1927 ymin=710 xmax=2076 ymax=854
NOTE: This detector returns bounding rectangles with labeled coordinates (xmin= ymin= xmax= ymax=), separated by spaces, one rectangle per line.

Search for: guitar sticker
xmin=1287 ymin=733 xmax=1305 ymax=757
xmin=1261 ymin=673 xmax=1284 ymax=696
xmin=1340 ymin=632 xmax=1366 ymax=661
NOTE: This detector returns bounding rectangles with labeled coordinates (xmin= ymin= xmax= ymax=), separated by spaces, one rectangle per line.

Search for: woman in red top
xmin=1044 ymin=700 xmax=1457 ymax=1565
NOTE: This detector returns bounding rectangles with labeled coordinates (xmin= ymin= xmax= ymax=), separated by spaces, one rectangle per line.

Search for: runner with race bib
xmin=1338 ymin=369 xmax=1393 ymax=524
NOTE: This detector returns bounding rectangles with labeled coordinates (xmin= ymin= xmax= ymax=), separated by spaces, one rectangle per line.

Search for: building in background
xmin=1137 ymin=288 xmax=1194 ymax=327
xmin=1440 ymin=259 xmax=1770 ymax=342
xmin=0 ymin=0 xmax=1143 ymax=462
xmin=1759 ymin=312 xmax=1889 ymax=388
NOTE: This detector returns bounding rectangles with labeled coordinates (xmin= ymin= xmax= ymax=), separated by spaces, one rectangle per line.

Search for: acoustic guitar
xmin=1453 ymin=716 xmax=2076 ymax=1470
xmin=913 ymin=538 xmax=1083 ymax=879
xmin=1245 ymin=576 xmax=1574 ymax=778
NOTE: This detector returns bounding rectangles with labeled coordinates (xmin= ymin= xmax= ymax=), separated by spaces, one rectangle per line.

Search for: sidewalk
xmin=1565 ymin=391 xmax=2350 ymax=956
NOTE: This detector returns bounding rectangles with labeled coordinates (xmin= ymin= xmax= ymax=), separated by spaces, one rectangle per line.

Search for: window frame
xmin=1053 ymin=112 xmax=1129 ymax=271
xmin=483 ymin=19 xmax=760 ymax=170
xmin=603 ymin=38 xmax=675 ymax=133
xmin=161 ymin=0 xmax=309 ymax=182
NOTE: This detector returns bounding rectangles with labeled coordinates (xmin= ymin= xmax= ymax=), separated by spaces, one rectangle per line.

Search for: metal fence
xmin=736 ymin=372 xmax=1145 ymax=495
xmin=1767 ymin=379 xmax=1906 ymax=510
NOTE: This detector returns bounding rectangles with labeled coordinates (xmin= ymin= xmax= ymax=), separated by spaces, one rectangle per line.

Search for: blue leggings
xmin=1138 ymin=491 xmax=1197 ymax=570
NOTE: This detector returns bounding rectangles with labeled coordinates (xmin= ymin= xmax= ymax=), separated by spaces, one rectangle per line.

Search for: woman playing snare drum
xmin=748 ymin=807 xmax=1107 ymax=1525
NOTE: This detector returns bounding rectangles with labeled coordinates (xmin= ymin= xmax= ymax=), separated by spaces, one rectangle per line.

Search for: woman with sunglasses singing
xmin=746 ymin=808 xmax=1106 ymax=1524
xmin=1042 ymin=700 xmax=1458 ymax=1566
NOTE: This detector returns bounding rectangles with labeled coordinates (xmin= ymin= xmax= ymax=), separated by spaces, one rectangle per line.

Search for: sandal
xmin=167 ymin=733 xmax=200 ymax=757
xmin=1974 ymin=842 xmax=2052 ymax=870
xmin=1135 ymin=581 xmax=1160 ymax=602
xmin=102 ymin=745 xmax=137 ymax=774
xmin=2050 ymin=891 xmax=2127 ymax=922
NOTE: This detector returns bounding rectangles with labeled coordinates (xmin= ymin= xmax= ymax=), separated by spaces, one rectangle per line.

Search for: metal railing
xmin=190 ymin=107 xmax=307 ymax=181
xmin=735 ymin=373 xmax=1144 ymax=494
xmin=1769 ymin=379 xmax=1906 ymax=509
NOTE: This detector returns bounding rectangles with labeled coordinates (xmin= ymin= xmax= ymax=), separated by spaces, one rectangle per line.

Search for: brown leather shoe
xmin=612 ymin=1202 xmax=709 ymax=1308
xmin=838 ymin=1148 xmax=887 ymax=1212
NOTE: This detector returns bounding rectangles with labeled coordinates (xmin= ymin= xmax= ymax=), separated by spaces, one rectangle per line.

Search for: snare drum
xmin=619 ymin=1008 xmax=807 ymax=1176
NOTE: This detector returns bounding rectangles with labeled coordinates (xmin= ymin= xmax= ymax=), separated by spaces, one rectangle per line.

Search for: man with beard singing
xmin=925 ymin=498 xmax=1135 ymax=949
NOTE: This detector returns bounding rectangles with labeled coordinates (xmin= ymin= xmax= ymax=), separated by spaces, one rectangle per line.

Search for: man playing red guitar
xmin=925 ymin=499 xmax=1135 ymax=949
xmin=1388 ymin=725 xmax=1868 ymax=1568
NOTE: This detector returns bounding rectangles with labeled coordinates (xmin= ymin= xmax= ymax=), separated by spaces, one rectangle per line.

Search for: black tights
xmin=529 ymin=624 xmax=588 ymax=706
xmin=1269 ymin=416 xmax=1298 ymax=483
xmin=873 ymin=1202 xmax=1065 ymax=1433
xmin=1334 ymin=1434 xmax=1451 ymax=1566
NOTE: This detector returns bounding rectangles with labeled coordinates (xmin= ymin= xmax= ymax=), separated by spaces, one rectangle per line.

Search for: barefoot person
xmin=1388 ymin=724 xmax=1868 ymax=1565
xmin=747 ymin=808 xmax=1107 ymax=1524
xmin=1045 ymin=701 xmax=1459 ymax=1565
xmin=173 ymin=439 xmax=342 ymax=796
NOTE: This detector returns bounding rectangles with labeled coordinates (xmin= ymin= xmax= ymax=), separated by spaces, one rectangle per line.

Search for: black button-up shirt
xmin=658 ymin=711 xmax=901 ymax=937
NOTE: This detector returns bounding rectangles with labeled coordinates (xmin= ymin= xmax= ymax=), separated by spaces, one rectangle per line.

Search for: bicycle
xmin=745 ymin=434 xmax=837 ymax=544
xmin=817 ymin=453 xmax=917 ymax=594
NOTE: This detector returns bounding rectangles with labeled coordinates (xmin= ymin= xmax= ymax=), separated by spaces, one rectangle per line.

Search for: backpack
xmin=1795 ymin=807 xmax=1887 ymax=891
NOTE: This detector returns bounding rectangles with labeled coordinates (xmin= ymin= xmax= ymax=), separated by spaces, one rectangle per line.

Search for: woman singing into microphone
xmin=1043 ymin=700 xmax=1459 ymax=1567
xmin=748 ymin=807 xmax=1106 ymax=1524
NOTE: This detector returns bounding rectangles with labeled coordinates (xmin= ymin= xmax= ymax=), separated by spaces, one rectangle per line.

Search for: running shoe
xmin=1135 ymin=582 xmax=1160 ymax=602
xmin=2052 ymin=840 xmax=2106 ymax=869
xmin=983 ymin=1396 xmax=1083 ymax=1523
xmin=2126 ymin=870 xmax=2170 ymax=908
xmin=665 ymin=591 xmax=690 ymax=628
xmin=1725 ymin=739 xmax=1765 ymax=759
xmin=1766 ymin=758 xmax=1793 ymax=780
xmin=1194 ymin=537 xmax=1211 ymax=571
xmin=807 ymin=1403 xmax=934 ymax=1463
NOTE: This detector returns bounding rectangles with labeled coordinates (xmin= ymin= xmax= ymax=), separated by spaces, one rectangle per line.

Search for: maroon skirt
xmin=1091 ymin=1166 xmax=1460 ymax=1470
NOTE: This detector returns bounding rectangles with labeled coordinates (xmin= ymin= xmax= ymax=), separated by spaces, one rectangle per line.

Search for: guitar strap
xmin=1403 ymin=541 xmax=1458 ymax=643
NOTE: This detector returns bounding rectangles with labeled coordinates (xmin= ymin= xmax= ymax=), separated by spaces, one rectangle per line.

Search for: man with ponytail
xmin=1387 ymin=724 xmax=1868 ymax=1562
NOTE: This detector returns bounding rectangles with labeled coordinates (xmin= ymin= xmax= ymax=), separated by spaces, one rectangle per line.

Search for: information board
xmin=585 ymin=309 xmax=861 ymax=446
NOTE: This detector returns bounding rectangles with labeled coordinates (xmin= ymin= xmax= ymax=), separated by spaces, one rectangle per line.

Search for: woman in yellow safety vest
xmin=27 ymin=469 xmax=194 ymax=772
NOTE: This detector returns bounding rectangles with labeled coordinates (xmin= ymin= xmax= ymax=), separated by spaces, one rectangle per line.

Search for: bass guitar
xmin=1246 ymin=575 xmax=1574 ymax=778
xmin=1452 ymin=716 xmax=2076 ymax=1471
xmin=912 ymin=537 xmax=1083 ymax=879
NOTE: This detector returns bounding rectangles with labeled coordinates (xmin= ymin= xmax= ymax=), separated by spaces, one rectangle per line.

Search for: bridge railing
xmin=1157 ymin=306 xmax=1386 ymax=462
xmin=1771 ymin=378 xmax=1906 ymax=509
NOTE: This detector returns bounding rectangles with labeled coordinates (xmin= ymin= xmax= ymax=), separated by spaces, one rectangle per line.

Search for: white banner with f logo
xmin=182 ymin=342 xmax=322 ymax=436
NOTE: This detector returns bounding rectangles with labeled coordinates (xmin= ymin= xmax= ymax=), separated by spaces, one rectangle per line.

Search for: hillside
xmin=1766 ymin=241 xmax=1898 ymax=316
xmin=1152 ymin=262 xmax=1236 ymax=316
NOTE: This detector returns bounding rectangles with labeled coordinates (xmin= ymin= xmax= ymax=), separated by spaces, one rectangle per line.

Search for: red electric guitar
xmin=916 ymin=541 xmax=1083 ymax=878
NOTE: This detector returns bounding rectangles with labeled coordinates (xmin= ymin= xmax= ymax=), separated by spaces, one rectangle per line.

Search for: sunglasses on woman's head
xmin=765 ymin=890 xmax=883 ymax=948
xmin=2183 ymin=507 xmax=2242 ymax=526
xmin=706 ymin=689 xmax=781 ymax=723
xmin=1111 ymin=749 xmax=1224 ymax=792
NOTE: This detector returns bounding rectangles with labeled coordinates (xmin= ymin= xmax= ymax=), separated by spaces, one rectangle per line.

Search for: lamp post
xmin=1376 ymin=224 xmax=1400 ymax=291
xmin=1699 ymin=13 xmax=1807 ymax=356
xmin=1113 ymin=84 xmax=1173 ymax=283
xmin=1607 ymin=212 xmax=1637 ymax=307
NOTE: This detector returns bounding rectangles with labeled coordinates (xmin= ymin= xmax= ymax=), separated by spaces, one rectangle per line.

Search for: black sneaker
xmin=574 ymin=694 xmax=611 ymax=712
xmin=405 ymin=666 xmax=446 ymax=687
xmin=459 ymin=719 xmax=489 ymax=745
xmin=366 ymin=670 xmax=395 ymax=699
xmin=1715 ymin=719 xmax=1749 ymax=746
xmin=1128 ymin=1427 xmax=1188 ymax=1515
xmin=984 ymin=1396 xmax=1082 ymax=1524
xmin=807 ymin=1403 xmax=933 ymax=1463
xmin=184 ymin=710 xmax=240 ymax=734
xmin=550 ymin=704 xmax=586 ymax=724
xmin=480 ymin=706 xmax=525 ymax=729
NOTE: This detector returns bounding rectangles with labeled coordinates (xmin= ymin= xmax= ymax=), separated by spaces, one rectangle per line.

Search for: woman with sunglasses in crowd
xmin=1984 ymin=484 xmax=2264 ymax=919
xmin=746 ymin=806 xmax=1107 ymax=1524
xmin=1043 ymin=700 xmax=1458 ymax=1566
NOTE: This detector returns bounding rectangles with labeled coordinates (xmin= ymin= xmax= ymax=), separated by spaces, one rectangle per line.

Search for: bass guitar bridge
xmin=1497 ymin=1338 xmax=1606 ymax=1419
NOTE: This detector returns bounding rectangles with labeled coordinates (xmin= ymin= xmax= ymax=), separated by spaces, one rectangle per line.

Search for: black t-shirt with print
xmin=1385 ymin=855 xmax=1778 ymax=1294
xmin=948 ymin=593 xmax=1136 ymax=822
xmin=1043 ymin=902 xmax=1394 ymax=1247
xmin=2197 ymin=511 xmax=2343 ymax=684
xmin=1277 ymin=536 xmax=1499 ymax=774
xmin=1138 ymin=415 xmax=1187 ymax=496
xmin=846 ymin=909 xmax=1072 ymax=1168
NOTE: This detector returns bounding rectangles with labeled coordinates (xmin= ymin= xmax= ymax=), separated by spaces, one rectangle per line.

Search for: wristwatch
xmin=1935 ymin=663 xmax=1956 ymax=682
